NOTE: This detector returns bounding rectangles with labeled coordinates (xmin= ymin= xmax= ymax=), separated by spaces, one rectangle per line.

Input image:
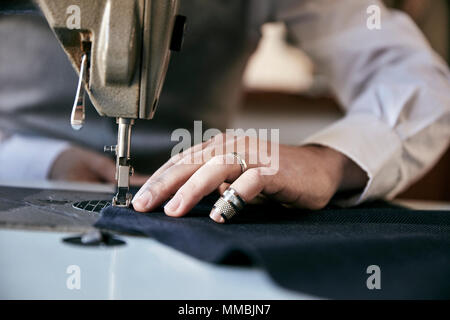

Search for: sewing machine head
xmin=36 ymin=0 xmax=186 ymax=207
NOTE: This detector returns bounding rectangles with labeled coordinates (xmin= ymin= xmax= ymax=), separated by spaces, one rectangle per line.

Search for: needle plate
xmin=72 ymin=200 xmax=111 ymax=213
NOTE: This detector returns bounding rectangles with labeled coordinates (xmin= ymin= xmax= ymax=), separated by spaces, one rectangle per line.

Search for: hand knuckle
xmin=209 ymin=154 xmax=226 ymax=165
xmin=212 ymin=132 xmax=226 ymax=143
xmin=237 ymin=135 xmax=247 ymax=144
xmin=171 ymin=153 xmax=183 ymax=164
xmin=177 ymin=156 xmax=190 ymax=165
xmin=150 ymin=178 xmax=166 ymax=192
xmin=183 ymin=180 xmax=202 ymax=200
xmin=188 ymin=180 xmax=200 ymax=194
xmin=201 ymin=148 xmax=215 ymax=162
xmin=247 ymin=167 xmax=264 ymax=182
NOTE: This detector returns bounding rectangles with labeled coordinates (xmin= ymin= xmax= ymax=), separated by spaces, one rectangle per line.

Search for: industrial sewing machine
xmin=36 ymin=0 xmax=186 ymax=207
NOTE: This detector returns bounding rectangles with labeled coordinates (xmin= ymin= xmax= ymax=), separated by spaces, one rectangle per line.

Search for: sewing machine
xmin=36 ymin=0 xmax=186 ymax=207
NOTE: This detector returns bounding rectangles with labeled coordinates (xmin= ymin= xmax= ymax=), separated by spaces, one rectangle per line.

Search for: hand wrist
xmin=303 ymin=145 xmax=368 ymax=196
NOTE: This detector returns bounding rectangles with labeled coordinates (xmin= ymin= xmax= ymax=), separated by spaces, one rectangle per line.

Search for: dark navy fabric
xmin=95 ymin=196 xmax=450 ymax=299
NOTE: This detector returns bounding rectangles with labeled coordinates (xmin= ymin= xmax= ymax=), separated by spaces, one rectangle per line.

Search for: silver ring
xmin=230 ymin=152 xmax=247 ymax=174
xmin=213 ymin=187 xmax=246 ymax=222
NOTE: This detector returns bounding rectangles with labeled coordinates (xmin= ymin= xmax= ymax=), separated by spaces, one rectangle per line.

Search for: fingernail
xmin=165 ymin=193 xmax=183 ymax=214
xmin=132 ymin=189 xmax=153 ymax=210
xmin=209 ymin=207 xmax=225 ymax=224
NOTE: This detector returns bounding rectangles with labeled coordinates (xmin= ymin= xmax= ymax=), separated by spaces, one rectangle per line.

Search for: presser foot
xmin=112 ymin=188 xmax=133 ymax=208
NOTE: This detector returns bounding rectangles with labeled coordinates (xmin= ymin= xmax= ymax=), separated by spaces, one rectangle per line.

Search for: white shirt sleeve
xmin=0 ymin=135 xmax=70 ymax=181
xmin=275 ymin=0 xmax=450 ymax=204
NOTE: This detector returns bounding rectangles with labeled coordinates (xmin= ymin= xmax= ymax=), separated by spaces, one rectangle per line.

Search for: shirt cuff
xmin=0 ymin=135 xmax=70 ymax=181
xmin=301 ymin=113 xmax=403 ymax=206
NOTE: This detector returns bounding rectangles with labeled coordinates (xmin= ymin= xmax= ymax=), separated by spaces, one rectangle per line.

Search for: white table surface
xmin=0 ymin=180 xmax=448 ymax=300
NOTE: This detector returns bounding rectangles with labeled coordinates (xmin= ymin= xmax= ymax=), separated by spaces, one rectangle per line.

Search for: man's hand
xmin=132 ymin=134 xmax=368 ymax=223
xmin=49 ymin=146 xmax=148 ymax=185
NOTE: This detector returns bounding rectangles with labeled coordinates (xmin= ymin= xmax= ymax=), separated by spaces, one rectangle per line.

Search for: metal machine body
xmin=36 ymin=0 xmax=185 ymax=206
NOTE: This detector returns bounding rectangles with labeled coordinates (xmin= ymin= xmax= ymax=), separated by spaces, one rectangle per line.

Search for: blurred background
xmin=0 ymin=0 xmax=448 ymax=202
xmin=238 ymin=0 xmax=450 ymax=201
